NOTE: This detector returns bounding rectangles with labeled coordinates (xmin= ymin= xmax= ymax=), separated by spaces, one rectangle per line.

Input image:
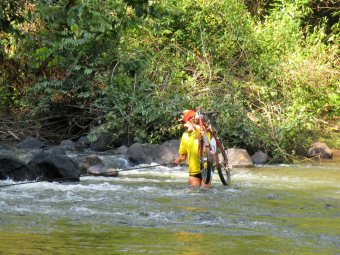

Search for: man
xmin=175 ymin=110 xmax=211 ymax=188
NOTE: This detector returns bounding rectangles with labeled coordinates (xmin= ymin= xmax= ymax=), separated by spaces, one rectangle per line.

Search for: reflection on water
xmin=0 ymin=160 xmax=339 ymax=255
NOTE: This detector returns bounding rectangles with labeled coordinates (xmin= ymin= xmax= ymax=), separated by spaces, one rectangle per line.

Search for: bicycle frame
xmin=196 ymin=110 xmax=230 ymax=186
xmin=196 ymin=110 xmax=224 ymax=154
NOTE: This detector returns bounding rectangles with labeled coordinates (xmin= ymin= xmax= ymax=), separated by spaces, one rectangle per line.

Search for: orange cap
xmin=182 ymin=110 xmax=196 ymax=122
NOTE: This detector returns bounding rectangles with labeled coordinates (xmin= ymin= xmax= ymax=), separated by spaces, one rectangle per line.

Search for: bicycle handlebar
xmin=196 ymin=110 xmax=219 ymax=119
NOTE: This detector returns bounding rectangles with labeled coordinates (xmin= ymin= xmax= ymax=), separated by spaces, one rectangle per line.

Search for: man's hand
xmin=175 ymin=154 xmax=187 ymax=165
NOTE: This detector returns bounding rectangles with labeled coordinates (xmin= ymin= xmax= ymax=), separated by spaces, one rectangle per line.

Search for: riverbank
xmin=1 ymin=136 xmax=339 ymax=184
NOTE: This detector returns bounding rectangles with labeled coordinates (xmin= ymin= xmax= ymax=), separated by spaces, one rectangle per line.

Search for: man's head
xmin=182 ymin=109 xmax=196 ymax=123
xmin=182 ymin=110 xmax=197 ymax=133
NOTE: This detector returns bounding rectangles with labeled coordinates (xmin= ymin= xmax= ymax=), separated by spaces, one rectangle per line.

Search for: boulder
xmin=159 ymin=140 xmax=180 ymax=164
xmin=251 ymin=150 xmax=269 ymax=164
xmin=0 ymin=143 xmax=14 ymax=151
xmin=87 ymin=164 xmax=119 ymax=177
xmin=308 ymin=142 xmax=332 ymax=159
xmin=28 ymin=151 xmax=80 ymax=181
xmin=0 ymin=154 xmax=40 ymax=181
xmin=75 ymin=136 xmax=90 ymax=150
xmin=90 ymin=134 xmax=112 ymax=151
xmin=113 ymin=145 xmax=128 ymax=155
xmin=77 ymin=154 xmax=119 ymax=177
xmin=18 ymin=149 xmax=44 ymax=164
xmin=87 ymin=164 xmax=105 ymax=175
xmin=0 ymin=143 xmax=15 ymax=159
xmin=105 ymin=168 xmax=119 ymax=177
xmin=17 ymin=137 xmax=46 ymax=149
xmin=46 ymin=146 xmax=66 ymax=155
xmin=226 ymin=148 xmax=254 ymax=168
xmin=59 ymin=139 xmax=76 ymax=151
xmin=78 ymin=154 xmax=103 ymax=173
xmin=126 ymin=143 xmax=160 ymax=164
xmin=126 ymin=140 xmax=180 ymax=165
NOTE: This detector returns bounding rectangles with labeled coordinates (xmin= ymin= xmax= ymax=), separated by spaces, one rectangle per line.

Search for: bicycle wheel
xmin=198 ymin=137 xmax=213 ymax=185
xmin=214 ymin=139 xmax=231 ymax=186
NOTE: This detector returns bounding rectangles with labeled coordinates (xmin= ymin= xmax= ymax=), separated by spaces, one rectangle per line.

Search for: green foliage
xmin=1 ymin=0 xmax=339 ymax=161
xmin=0 ymin=0 xmax=26 ymax=33
xmin=242 ymin=0 xmax=340 ymax=160
xmin=0 ymin=0 xmax=28 ymax=112
xmin=21 ymin=0 xmax=145 ymax=113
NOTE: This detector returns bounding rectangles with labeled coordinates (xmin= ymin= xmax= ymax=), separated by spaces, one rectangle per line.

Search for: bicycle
xmin=196 ymin=110 xmax=231 ymax=186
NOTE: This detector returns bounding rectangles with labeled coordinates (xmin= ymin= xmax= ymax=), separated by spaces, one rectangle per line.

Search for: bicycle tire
xmin=214 ymin=139 xmax=231 ymax=186
xmin=198 ymin=137 xmax=213 ymax=185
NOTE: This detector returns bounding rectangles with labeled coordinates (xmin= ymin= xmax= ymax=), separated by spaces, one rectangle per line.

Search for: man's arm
xmin=175 ymin=154 xmax=187 ymax=165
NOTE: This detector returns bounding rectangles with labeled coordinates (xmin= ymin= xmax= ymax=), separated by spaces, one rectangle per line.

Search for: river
xmin=0 ymin=153 xmax=339 ymax=255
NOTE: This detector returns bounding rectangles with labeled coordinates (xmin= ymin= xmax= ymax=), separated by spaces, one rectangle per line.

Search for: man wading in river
xmin=175 ymin=110 xmax=211 ymax=188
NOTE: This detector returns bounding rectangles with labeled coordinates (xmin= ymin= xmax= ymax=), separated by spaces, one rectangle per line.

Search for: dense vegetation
xmin=1 ymin=0 xmax=339 ymax=161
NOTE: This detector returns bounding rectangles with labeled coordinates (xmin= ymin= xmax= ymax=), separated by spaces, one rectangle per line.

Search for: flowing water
xmin=0 ymin=152 xmax=339 ymax=255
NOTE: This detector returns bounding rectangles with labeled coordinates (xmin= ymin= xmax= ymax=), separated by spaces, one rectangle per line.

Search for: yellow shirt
xmin=178 ymin=129 xmax=201 ymax=175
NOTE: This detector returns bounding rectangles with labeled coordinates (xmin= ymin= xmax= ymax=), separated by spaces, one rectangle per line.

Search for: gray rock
xmin=90 ymin=134 xmax=112 ymax=152
xmin=78 ymin=154 xmax=103 ymax=173
xmin=28 ymin=151 xmax=80 ymax=181
xmin=226 ymin=148 xmax=254 ymax=168
xmin=87 ymin=164 xmax=106 ymax=175
xmin=113 ymin=145 xmax=128 ymax=155
xmin=251 ymin=150 xmax=269 ymax=164
xmin=105 ymin=168 xmax=119 ymax=177
xmin=308 ymin=142 xmax=332 ymax=159
xmin=159 ymin=140 xmax=180 ymax=164
xmin=59 ymin=139 xmax=76 ymax=151
xmin=126 ymin=140 xmax=180 ymax=165
xmin=17 ymin=137 xmax=46 ymax=149
xmin=0 ymin=143 xmax=13 ymax=151
xmin=0 ymin=154 xmax=40 ymax=181
xmin=75 ymin=136 xmax=90 ymax=150
xmin=87 ymin=164 xmax=118 ymax=177
xmin=46 ymin=146 xmax=66 ymax=155
xmin=126 ymin=143 xmax=160 ymax=164
xmin=18 ymin=149 xmax=43 ymax=164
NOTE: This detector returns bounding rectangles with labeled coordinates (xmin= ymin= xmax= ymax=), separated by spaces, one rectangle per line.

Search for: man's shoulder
xmin=181 ymin=132 xmax=189 ymax=139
